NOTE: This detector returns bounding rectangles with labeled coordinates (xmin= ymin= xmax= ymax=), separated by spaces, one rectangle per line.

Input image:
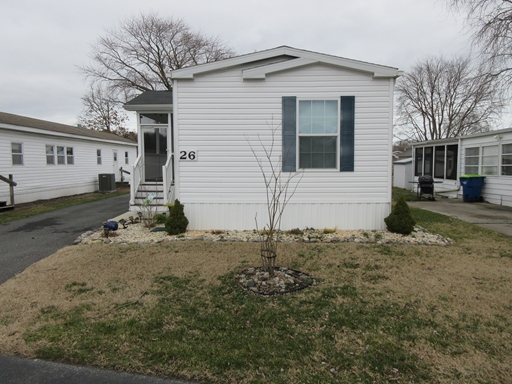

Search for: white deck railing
xmin=130 ymin=155 xmax=142 ymax=206
xmin=162 ymin=154 xmax=175 ymax=205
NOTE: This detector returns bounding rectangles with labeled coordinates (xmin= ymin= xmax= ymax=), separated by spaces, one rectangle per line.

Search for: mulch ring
xmin=236 ymin=266 xmax=315 ymax=296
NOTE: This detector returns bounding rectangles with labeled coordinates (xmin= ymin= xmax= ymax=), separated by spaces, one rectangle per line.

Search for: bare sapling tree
xmin=247 ymin=120 xmax=303 ymax=278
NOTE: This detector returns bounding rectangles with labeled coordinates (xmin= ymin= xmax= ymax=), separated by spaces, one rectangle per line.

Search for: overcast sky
xmin=3 ymin=0 xmax=508 ymax=129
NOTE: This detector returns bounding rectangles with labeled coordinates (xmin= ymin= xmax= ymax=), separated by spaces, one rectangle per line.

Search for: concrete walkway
xmin=408 ymin=197 xmax=512 ymax=236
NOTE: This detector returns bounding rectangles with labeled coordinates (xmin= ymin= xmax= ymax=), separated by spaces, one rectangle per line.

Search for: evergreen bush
xmin=165 ymin=199 xmax=189 ymax=235
xmin=384 ymin=196 xmax=416 ymax=235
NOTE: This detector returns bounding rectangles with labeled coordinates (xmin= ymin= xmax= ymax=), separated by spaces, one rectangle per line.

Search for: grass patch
xmin=392 ymin=186 xmax=417 ymax=202
xmin=0 ymin=189 xmax=129 ymax=225
xmin=1 ymin=208 xmax=512 ymax=383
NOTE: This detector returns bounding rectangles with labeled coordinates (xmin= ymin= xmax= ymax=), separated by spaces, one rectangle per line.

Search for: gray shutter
xmin=282 ymin=96 xmax=297 ymax=172
xmin=340 ymin=96 xmax=355 ymax=172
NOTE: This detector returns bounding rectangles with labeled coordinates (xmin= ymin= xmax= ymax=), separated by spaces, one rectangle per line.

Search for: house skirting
xmin=181 ymin=202 xmax=391 ymax=231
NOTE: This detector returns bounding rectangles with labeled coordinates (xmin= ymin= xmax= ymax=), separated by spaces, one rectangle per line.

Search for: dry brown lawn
xmin=1 ymin=224 xmax=512 ymax=382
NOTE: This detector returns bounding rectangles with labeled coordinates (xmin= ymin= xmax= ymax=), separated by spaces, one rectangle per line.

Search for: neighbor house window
xmin=481 ymin=145 xmax=498 ymax=176
xmin=298 ymin=100 xmax=338 ymax=169
xmin=97 ymin=149 xmax=102 ymax=165
xmin=501 ymin=143 xmax=512 ymax=176
xmin=416 ymin=144 xmax=457 ymax=180
xmin=125 ymin=151 xmax=129 ymax=164
xmin=11 ymin=142 xmax=23 ymax=165
xmin=464 ymin=147 xmax=479 ymax=174
xmin=46 ymin=145 xmax=55 ymax=165
xmin=57 ymin=146 xmax=65 ymax=165
xmin=66 ymin=147 xmax=74 ymax=165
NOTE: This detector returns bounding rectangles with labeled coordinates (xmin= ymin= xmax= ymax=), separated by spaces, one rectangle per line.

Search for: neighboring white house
xmin=412 ymin=128 xmax=512 ymax=206
xmin=0 ymin=112 xmax=137 ymax=205
xmin=124 ymin=46 xmax=402 ymax=230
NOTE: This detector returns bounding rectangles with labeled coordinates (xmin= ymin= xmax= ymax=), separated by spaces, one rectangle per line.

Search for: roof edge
xmin=169 ymin=46 xmax=401 ymax=79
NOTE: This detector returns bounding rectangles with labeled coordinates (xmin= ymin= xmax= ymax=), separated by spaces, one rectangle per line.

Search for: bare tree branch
xmin=395 ymin=56 xmax=505 ymax=141
xmin=448 ymin=0 xmax=512 ymax=84
xmin=79 ymin=12 xmax=235 ymax=103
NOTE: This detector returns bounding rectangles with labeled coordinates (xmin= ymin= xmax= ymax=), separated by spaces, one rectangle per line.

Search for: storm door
xmin=143 ymin=127 xmax=167 ymax=182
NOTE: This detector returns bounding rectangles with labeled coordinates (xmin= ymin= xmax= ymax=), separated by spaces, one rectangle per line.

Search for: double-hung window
xmin=464 ymin=147 xmax=479 ymax=174
xmin=501 ymin=144 xmax=512 ymax=176
xmin=66 ymin=147 xmax=74 ymax=165
xmin=57 ymin=146 xmax=66 ymax=165
xmin=97 ymin=149 xmax=102 ymax=165
xmin=125 ymin=151 xmax=129 ymax=165
xmin=298 ymin=100 xmax=338 ymax=169
xmin=464 ymin=145 xmax=498 ymax=176
xmin=46 ymin=145 xmax=55 ymax=165
xmin=282 ymin=96 xmax=354 ymax=172
xmin=11 ymin=142 xmax=23 ymax=165
xmin=481 ymin=145 xmax=498 ymax=176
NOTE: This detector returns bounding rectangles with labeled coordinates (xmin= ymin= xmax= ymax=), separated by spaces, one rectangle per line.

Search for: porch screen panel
xmin=415 ymin=148 xmax=423 ymax=176
xmin=446 ymin=145 xmax=458 ymax=180
xmin=434 ymin=146 xmax=445 ymax=179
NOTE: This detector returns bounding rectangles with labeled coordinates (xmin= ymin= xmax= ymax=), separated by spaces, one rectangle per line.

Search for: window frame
xmin=66 ymin=147 xmax=74 ymax=165
xmin=501 ymin=143 xmax=512 ymax=176
xmin=125 ymin=151 xmax=129 ymax=165
xmin=464 ymin=147 xmax=480 ymax=174
xmin=46 ymin=145 xmax=55 ymax=165
xmin=480 ymin=145 xmax=499 ymax=176
xmin=464 ymin=145 xmax=499 ymax=176
xmin=97 ymin=149 xmax=102 ymax=165
xmin=297 ymin=98 xmax=340 ymax=170
xmin=11 ymin=142 xmax=23 ymax=165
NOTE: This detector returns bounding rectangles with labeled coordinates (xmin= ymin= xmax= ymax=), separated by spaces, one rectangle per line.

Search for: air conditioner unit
xmin=98 ymin=173 xmax=116 ymax=192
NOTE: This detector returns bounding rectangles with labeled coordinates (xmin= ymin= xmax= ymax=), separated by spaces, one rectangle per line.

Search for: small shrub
xmin=154 ymin=213 xmax=167 ymax=224
xmin=384 ymin=196 xmax=416 ymax=235
xmin=288 ymin=228 xmax=303 ymax=235
xmin=165 ymin=199 xmax=189 ymax=235
xmin=323 ymin=228 xmax=336 ymax=234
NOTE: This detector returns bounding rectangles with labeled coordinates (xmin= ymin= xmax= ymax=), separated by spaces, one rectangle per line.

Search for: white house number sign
xmin=179 ymin=150 xmax=198 ymax=161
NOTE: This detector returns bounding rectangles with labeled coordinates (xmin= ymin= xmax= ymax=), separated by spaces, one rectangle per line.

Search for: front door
xmin=143 ymin=127 xmax=167 ymax=182
xmin=112 ymin=150 xmax=119 ymax=181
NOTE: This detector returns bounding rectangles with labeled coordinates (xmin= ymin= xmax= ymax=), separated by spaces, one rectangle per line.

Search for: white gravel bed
xmin=76 ymin=224 xmax=454 ymax=246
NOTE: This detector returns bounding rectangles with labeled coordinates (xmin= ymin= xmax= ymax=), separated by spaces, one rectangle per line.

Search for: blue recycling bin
xmin=460 ymin=174 xmax=485 ymax=202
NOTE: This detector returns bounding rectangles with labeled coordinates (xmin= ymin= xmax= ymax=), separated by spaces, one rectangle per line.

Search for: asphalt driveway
xmin=0 ymin=194 xmax=130 ymax=285
xmin=0 ymin=193 xmax=194 ymax=384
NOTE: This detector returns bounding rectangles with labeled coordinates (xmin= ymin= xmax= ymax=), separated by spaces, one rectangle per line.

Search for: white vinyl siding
xmin=174 ymin=63 xmax=394 ymax=230
xmin=0 ymin=128 xmax=136 ymax=204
